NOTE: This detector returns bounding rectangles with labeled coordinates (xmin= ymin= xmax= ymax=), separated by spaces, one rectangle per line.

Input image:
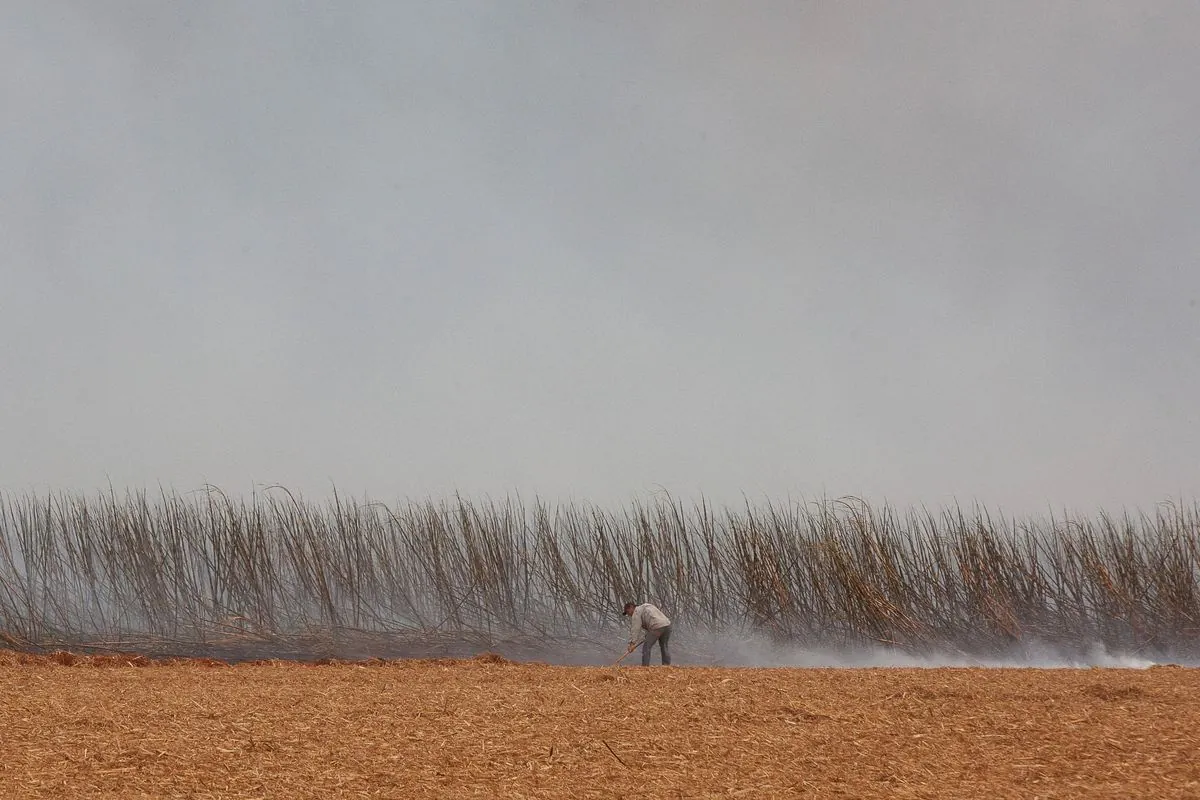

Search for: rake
xmin=611 ymin=643 xmax=638 ymax=667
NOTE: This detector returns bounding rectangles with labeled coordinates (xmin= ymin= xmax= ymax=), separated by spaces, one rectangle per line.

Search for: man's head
xmin=623 ymin=602 xmax=636 ymax=616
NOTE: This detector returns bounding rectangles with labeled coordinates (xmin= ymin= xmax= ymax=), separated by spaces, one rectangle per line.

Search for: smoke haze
xmin=3 ymin=2 xmax=1199 ymax=515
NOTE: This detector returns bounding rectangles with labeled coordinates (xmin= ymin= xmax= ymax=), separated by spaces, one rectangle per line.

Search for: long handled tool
xmin=612 ymin=642 xmax=637 ymax=667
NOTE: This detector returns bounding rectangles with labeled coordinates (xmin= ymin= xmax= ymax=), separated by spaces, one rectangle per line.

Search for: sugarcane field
xmin=9 ymin=2 xmax=1200 ymax=795
xmin=4 ymin=492 xmax=1200 ymax=796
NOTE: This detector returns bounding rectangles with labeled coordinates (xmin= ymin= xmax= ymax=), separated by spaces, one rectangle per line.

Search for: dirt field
xmin=1 ymin=651 xmax=1197 ymax=798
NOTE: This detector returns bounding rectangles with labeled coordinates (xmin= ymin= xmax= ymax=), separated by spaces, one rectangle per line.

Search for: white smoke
xmin=668 ymin=628 xmax=1171 ymax=669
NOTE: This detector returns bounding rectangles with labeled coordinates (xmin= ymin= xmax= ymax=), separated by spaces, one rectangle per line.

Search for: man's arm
xmin=628 ymin=607 xmax=642 ymax=647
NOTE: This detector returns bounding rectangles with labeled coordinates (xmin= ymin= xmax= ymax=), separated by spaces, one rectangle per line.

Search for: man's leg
xmin=641 ymin=628 xmax=661 ymax=667
xmin=658 ymin=625 xmax=672 ymax=665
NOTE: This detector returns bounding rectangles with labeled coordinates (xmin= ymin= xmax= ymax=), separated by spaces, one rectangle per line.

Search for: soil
xmin=1 ymin=650 xmax=1197 ymax=798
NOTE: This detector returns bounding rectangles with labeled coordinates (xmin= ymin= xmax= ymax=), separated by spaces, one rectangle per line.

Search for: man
xmin=623 ymin=601 xmax=672 ymax=666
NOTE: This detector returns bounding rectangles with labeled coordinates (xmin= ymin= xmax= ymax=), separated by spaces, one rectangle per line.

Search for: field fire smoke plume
xmin=2 ymin=3 xmax=1199 ymax=515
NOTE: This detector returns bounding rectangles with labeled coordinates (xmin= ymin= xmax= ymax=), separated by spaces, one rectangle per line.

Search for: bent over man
xmin=623 ymin=601 xmax=672 ymax=666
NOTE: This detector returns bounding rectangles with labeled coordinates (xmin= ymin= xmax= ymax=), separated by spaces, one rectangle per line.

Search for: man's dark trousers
xmin=641 ymin=625 xmax=671 ymax=666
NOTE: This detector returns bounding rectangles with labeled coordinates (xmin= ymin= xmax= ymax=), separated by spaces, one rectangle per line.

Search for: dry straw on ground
xmin=1 ymin=650 xmax=1198 ymax=798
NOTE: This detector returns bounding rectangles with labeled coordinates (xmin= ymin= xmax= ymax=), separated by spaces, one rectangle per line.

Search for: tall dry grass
xmin=0 ymin=488 xmax=1197 ymax=660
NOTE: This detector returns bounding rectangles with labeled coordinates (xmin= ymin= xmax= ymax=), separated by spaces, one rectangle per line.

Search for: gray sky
xmin=3 ymin=2 xmax=1198 ymax=515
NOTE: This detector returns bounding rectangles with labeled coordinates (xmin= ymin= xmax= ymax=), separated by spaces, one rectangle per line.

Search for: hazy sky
xmin=3 ymin=2 xmax=1198 ymax=514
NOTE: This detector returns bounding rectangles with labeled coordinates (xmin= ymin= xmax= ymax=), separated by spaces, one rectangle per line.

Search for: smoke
xmin=234 ymin=626 xmax=1181 ymax=668
xmin=666 ymin=628 xmax=1171 ymax=669
xmin=17 ymin=624 xmax=1177 ymax=668
xmin=5 ymin=3 xmax=1200 ymax=513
